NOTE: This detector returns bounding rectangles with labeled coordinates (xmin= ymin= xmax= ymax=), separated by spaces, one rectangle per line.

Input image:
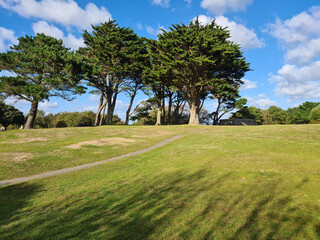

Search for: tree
xmin=0 ymin=33 xmax=85 ymax=129
xmin=261 ymin=109 xmax=273 ymax=125
xmin=309 ymin=105 xmax=320 ymax=123
xmin=122 ymin=78 xmax=145 ymax=125
xmin=209 ymin=80 xmax=246 ymax=125
xmin=149 ymin=18 xmax=250 ymax=124
xmin=130 ymin=100 xmax=157 ymax=125
xmin=32 ymin=110 xmax=53 ymax=128
xmin=268 ymin=106 xmax=287 ymax=124
xmin=0 ymin=102 xmax=24 ymax=129
xmin=81 ymin=21 xmax=148 ymax=126
xmin=287 ymin=102 xmax=319 ymax=124
xmin=144 ymin=39 xmax=174 ymax=125
xmin=233 ymin=106 xmax=263 ymax=125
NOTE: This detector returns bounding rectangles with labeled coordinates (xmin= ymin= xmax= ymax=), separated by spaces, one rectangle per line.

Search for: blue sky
xmin=1 ymin=0 xmax=320 ymax=120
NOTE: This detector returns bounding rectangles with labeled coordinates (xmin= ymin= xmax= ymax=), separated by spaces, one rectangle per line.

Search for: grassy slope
xmin=0 ymin=126 xmax=180 ymax=180
xmin=1 ymin=125 xmax=320 ymax=239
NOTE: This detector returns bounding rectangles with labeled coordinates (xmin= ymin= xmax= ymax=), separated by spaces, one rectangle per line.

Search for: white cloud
xmin=146 ymin=25 xmax=165 ymax=36
xmin=254 ymin=98 xmax=278 ymax=109
xmin=275 ymin=61 xmax=320 ymax=83
xmin=267 ymin=7 xmax=320 ymax=101
xmin=269 ymin=61 xmax=320 ymax=100
xmin=114 ymin=100 xmax=129 ymax=121
xmin=241 ymin=79 xmax=257 ymax=90
xmin=89 ymin=94 xmax=100 ymax=102
xmin=39 ymin=101 xmax=59 ymax=112
xmin=83 ymin=105 xmax=97 ymax=112
xmin=285 ymin=38 xmax=320 ymax=65
xmin=200 ymin=0 xmax=253 ymax=15
xmin=0 ymin=26 xmax=17 ymax=52
xmin=195 ymin=15 xmax=264 ymax=50
xmin=151 ymin=0 xmax=170 ymax=8
xmin=267 ymin=7 xmax=320 ymax=47
xmin=32 ymin=21 xmax=85 ymax=50
xmin=137 ymin=22 xmax=143 ymax=30
xmin=0 ymin=0 xmax=112 ymax=30
xmin=4 ymin=96 xmax=30 ymax=113
xmin=246 ymin=95 xmax=278 ymax=109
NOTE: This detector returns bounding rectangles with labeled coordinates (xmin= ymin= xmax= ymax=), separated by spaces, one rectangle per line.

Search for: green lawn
xmin=0 ymin=126 xmax=180 ymax=180
xmin=1 ymin=125 xmax=320 ymax=239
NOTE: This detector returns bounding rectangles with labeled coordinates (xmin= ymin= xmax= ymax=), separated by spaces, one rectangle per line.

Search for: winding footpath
xmin=0 ymin=135 xmax=184 ymax=187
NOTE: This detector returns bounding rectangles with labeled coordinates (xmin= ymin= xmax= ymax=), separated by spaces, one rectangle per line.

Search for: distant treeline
xmin=1 ymin=100 xmax=319 ymax=130
xmin=131 ymin=100 xmax=320 ymax=125
xmin=231 ymin=101 xmax=320 ymax=125
xmin=0 ymin=102 xmax=123 ymax=130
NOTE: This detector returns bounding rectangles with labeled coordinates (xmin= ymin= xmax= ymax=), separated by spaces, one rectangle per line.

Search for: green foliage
xmin=0 ymin=33 xmax=85 ymax=103
xmin=0 ymin=102 xmax=24 ymax=128
xmin=112 ymin=115 xmax=124 ymax=125
xmin=233 ymin=106 xmax=263 ymax=124
xmin=287 ymin=102 xmax=319 ymax=124
xmin=31 ymin=110 xmax=54 ymax=129
xmin=148 ymin=18 xmax=250 ymax=124
xmin=53 ymin=111 xmax=95 ymax=127
xmin=130 ymin=100 xmax=157 ymax=125
xmin=209 ymin=80 xmax=246 ymax=124
xmin=268 ymin=106 xmax=287 ymax=124
xmin=130 ymin=99 xmax=189 ymax=125
xmin=260 ymin=109 xmax=273 ymax=125
xmin=309 ymin=105 xmax=320 ymax=123
xmin=80 ymin=21 xmax=148 ymax=125
xmin=82 ymin=21 xmax=148 ymax=84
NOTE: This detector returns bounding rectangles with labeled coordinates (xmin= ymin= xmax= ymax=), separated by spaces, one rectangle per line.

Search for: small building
xmin=218 ymin=118 xmax=257 ymax=126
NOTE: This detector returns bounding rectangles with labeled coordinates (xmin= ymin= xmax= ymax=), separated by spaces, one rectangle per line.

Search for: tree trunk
xmin=155 ymin=106 xmax=162 ymax=125
xmin=167 ymin=92 xmax=172 ymax=125
xmin=177 ymin=102 xmax=186 ymax=124
xmin=106 ymin=94 xmax=113 ymax=125
xmin=188 ymin=96 xmax=201 ymax=125
xmin=106 ymin=85 xmax=119 ymax=125
xmin=95 ymin=100 xmax=108 ymax=127
xmin=125 ymin=89 xmax=137 ymax=125
xmin=99 ymin=104 xmax=106 ymax=126
xmin=25 ymin=101 xmax=38 ymax=129
xmin=212 ymin=98 xmax=222 ymax=125
xmin=94 ymin=92 xmax=104 ymax=127
xmin=161 ymin=97 xmax=166 ymax=124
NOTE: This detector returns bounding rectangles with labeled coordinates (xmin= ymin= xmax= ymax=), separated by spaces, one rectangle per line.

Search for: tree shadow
xmin=0 ymin=183 xmax=42 ymax=239
xmin=1 ymin=171 xmax=320 ymax=240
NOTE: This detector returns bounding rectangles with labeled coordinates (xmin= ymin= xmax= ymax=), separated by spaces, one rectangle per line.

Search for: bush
xmin=309 ymin=105 xmax=320 ymax=123
xmin=55 ymin=120 xmax=67 ymax=128
xmin=0 ymin=102 xmax=25 ymax=129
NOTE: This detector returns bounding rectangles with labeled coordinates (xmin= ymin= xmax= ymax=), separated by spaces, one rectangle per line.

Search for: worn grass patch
xmin=0 ymin=126 xmax=180 ymax=180
xmin=1 ymin=124 xmax=320 ymax=239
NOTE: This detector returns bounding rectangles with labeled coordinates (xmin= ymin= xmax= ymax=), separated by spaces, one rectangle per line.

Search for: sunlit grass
xmin=0 ymin=125 xmax=180 ymax=180
xmin=1 ymin=125 xmax=320 ymax=239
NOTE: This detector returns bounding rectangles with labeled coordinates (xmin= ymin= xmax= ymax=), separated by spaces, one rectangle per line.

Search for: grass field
xmin=1 ymin=125 xmax=320 ymax=239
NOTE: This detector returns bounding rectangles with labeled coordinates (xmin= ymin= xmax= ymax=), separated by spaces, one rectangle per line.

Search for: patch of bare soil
xmin=0 ymin=152 xmax=34 ymax=162
xmin=14 ymin=137 xmax=48 ymax=144
xmin=66 ymin=137 xmax=139 ymax=149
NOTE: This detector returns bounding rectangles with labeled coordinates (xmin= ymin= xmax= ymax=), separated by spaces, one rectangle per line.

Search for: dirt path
xmin=0 ymin=135 xmax=184 ymax=187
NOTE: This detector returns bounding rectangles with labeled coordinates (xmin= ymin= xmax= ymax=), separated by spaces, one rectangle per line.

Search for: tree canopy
xmin=149 ymin=18 xmax=250 ymax=124
xmin=0 ymin=33 xmax=85 ymax=129
xmin=81 ymin=20 xmax=148 ymax=126
xmin=0 ymin=101 xmax=24 ymax=129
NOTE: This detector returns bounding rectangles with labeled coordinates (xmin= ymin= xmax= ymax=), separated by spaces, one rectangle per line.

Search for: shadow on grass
xmin=1 ymin=171 xmax=320 ymax=239
xmin=0 ymin=183 xmax=42 ymax=239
